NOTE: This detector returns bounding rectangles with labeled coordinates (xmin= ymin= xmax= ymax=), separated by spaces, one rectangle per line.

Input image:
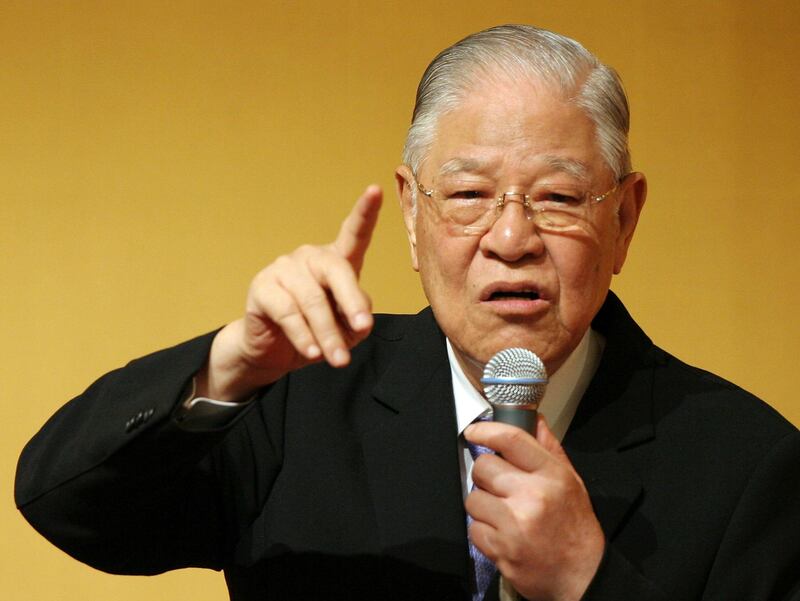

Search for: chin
xmin=465 ymin=331 xmax=545 ymax=365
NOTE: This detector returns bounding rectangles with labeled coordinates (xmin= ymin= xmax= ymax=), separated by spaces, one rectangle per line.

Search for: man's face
xmin=397 ymin=77 xmax=645 ymax=385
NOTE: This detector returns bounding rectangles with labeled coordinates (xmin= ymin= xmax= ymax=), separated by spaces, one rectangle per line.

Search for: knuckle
xmin=271 ymin=306 xmax=303 ymax=327
xmin=250 ymin=259 xmax=292 ymax=296
xmin=272 ymin=253 xmax=297 ymax=271
xmin=298 ymin=290 xmax=330 ymax=311
xmin=515 ymin=511 xmax=537 ymax=538
xmin=551 ymin=476 xmax=572 ymax=498
xmin=295 ymin=243 xmax=317 ymax=256
xmin=265 ymin=311 xmax=310 ymax=348
xmin=494 ymin=557 xmax=514 ymax=579
xmin=513 ymin=496 xmax=545 ymax=532
xmin=279 ymin=245 xmax=319 ymax=269
xmin=464 ymin=492 xmax=479 ymax=514
xmin=464 ymin=488 xmax=483 ymax=510
xmin=470 ymin=469 xmax=486 ymax=489
xmin=495 ymin=550 xmax=515 ymax=573
xmin=250 ymin=264 xmax=278 ymax=290
xmin=505 ymin=427 xmax=527 ymax=447
xmin=503 ymin=536 xmax=525 ymax=564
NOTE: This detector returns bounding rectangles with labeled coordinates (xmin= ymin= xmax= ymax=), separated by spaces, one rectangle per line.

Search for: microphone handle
xmin=492 ymin=404 xmax=537 ymax=435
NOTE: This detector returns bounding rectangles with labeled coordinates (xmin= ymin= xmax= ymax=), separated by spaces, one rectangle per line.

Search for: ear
xmin=613 ymin=172 xmax=647 ymax=274
xmin=395 ymin=164 xmax=420 ymax=272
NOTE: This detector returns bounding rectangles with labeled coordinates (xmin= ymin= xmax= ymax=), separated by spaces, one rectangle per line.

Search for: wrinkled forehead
xmin=422 ymin=77 xmax=607 ymax=185
xmin=436 ymin=155 xmax=592 ymax=184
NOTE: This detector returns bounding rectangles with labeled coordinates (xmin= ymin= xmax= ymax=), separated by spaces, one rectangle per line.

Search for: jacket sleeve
xmin=14 ymin=332 xmax=285 ymax=575
xmin=699 ymin=430 xmax=800 ymax=600
xmin=582 ymin=429 xmax=800 ymax=601
xmin=580 ymin=543 xmax=668 ymax=600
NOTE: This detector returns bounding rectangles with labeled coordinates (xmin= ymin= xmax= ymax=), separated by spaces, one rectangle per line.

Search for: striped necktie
xmin=466 ymin=417 xmax=496 ymax=601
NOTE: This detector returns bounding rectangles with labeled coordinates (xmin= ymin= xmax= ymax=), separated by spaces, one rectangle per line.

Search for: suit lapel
xmin=360 ymin=309 xmax=471 ymax=581
xmin=563 ymin=292 xmax=661 ymax=539
xmin=565 ymin=443 xmax=646 ymax=540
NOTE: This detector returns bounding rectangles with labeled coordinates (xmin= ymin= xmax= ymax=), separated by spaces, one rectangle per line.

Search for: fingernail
xmin=307 ymin=345 xmax=321 ymax=359
xmin=332 ymin=348 xmax=349 ymax=366
xmin=352 ymin=312 xmax=371 ymax=331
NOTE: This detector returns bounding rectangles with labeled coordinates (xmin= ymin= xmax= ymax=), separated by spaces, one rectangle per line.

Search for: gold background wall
xmin=2 ymin=1 xmax=798 ymax=598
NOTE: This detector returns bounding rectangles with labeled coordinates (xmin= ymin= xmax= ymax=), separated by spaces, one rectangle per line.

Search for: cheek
xmin=547 ymin=237 xmax=597 ymax=281
xmin=416 ymin=223 xmax=477 ymax=302
xmin=546 ymin=236 xmax=613 ymax=309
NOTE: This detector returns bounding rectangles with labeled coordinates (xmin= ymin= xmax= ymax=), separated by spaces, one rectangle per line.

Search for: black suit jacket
xmin=16 ymin=293 xmax=800 ymax=600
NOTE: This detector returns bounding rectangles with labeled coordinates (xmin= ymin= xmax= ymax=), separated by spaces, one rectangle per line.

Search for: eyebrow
xmin=541 ymin=156 xmax=591 ymax=183
xmin=437 ymin=158 xmax=493 ymax=177
xmin=435 ymin=155 xmax=592 ymax=182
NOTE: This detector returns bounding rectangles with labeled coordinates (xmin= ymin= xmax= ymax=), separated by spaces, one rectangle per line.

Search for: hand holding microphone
xmin=466 ymin=347 xmax=605 ymax=600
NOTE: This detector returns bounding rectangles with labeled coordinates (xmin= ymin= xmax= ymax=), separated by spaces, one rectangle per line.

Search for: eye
xmin=543 ymin=191 xmax=581 ymax=204
xmin=450 ymin=190 xmax=484 ymax=200
xmin=442 ymin=188 xmax=493 ymax=206
xmin=533 ymin=187 xmax=586 ymax=205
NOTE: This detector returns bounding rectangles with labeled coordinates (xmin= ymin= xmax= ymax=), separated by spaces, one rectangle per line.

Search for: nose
xmin=479 ymin=193 xmax=544 ymax=262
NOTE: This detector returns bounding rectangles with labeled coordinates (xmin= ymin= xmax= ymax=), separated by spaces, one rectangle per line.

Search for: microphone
xmin=480 ymin=348 xmax=548 ymax=434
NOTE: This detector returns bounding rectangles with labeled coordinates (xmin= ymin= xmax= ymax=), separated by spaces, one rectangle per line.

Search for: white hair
xmin=402 ymin=24 xmax=632 ymax=184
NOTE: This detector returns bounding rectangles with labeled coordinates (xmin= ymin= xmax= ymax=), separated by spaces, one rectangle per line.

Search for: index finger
xmin=334 ymin=185 xmax=383 ymax=273
xmin=464 ymin=420 xmax=550 ymax=473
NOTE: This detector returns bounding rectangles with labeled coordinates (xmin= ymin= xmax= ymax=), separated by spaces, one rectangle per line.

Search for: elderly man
xmin=16 ymin=25 xmax=799 ymax=601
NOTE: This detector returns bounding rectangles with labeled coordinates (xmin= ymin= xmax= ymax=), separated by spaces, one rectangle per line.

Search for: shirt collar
xmin=447 ymin=329 xmax=604 ymax=442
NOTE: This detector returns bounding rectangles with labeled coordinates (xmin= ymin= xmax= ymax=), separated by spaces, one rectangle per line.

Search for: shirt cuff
xmin=173 ymin=377 xmax=256 ymax=431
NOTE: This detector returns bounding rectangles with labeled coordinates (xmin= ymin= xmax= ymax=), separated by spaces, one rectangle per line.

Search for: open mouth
xmin=488 ymin=290 xmax=540 ymax=301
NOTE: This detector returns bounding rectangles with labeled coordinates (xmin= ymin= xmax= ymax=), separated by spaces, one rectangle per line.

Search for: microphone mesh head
xmin=481 ymin=347 xmax=547 ymax=408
